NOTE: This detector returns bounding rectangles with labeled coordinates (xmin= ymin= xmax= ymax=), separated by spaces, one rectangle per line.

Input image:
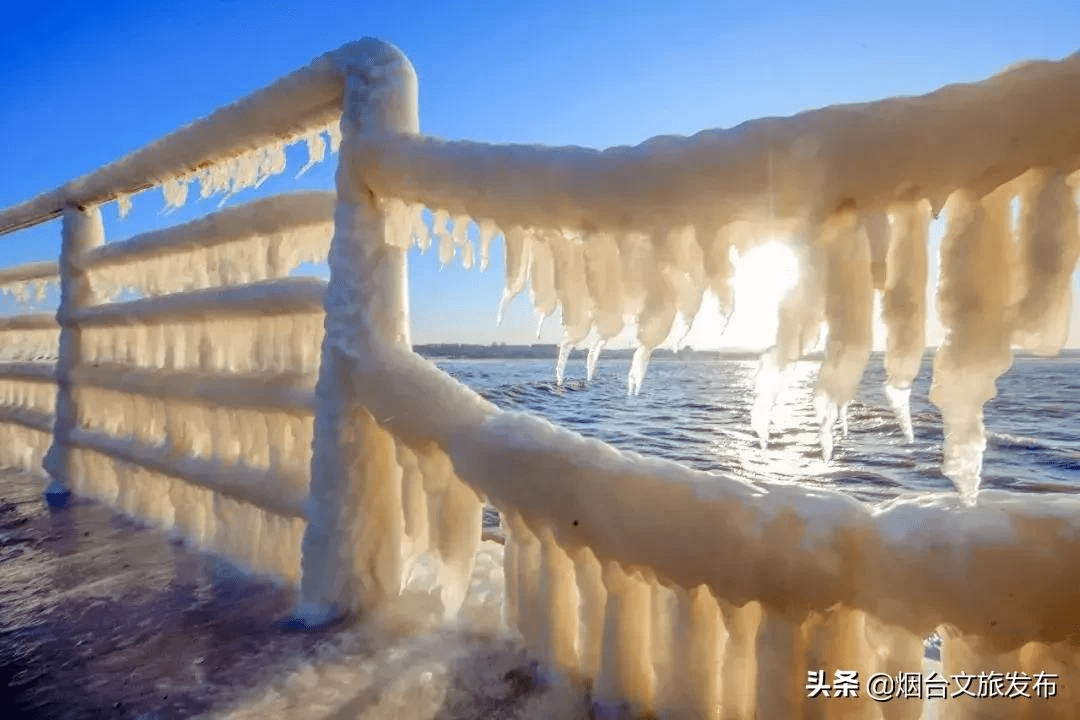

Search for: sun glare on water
xmin=684 ymin=240 xmax=800 ymax=351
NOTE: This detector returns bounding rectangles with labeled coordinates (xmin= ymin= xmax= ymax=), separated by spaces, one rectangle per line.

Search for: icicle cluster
xmin=383 ymin=199 xmax=755 ymax=394
xmin=72 ymin=385 xmax=313 ymax=481
xmin=69 ymin=447 xmax=305 ymax=582
xmin=12 ymin=197 xmax=338 ymax=585
xmin=0 ymin=378 xmax=56 ymax=414
xmin=0 ymin=277 xmax=56 ymax=305
xmin=0 ymin=261 xmax=59 ymax=307
xmin=928 ymin=173 xmax=1078 ymax=499
xmin=0 ymin=423 xmax=52 ymax=471
xmin=87 ymin=227 xmax=331 ymax=301
xmin=396 ymin=441 xmax=485 ymax=620
xmin=353 ymin=48 xmax=1080 ymax=497
xmin=80 ymin=313 xmax=324 ymax=375
xmin=0 ymin=327 xmax=60 ymax=362
xmin=385 ymin=169 xmax=1077 ymax=497
xmin=85 ymin=192 xmax=334 ymax=301
xmin=159 ymin=122 xmax=341 ymax=210
xmin=502 ymin=514 xmax=934 ymax=719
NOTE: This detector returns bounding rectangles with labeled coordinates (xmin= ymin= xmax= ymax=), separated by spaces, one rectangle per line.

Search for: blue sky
xmin=1 ymin=1 xmax=1078 ymax=347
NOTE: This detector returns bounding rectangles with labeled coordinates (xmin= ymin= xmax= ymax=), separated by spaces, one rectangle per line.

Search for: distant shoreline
xmin=413 ymin=344 xmax=1080 ymax=362
xmin=414 ymin=344 xmax=761 ymax=361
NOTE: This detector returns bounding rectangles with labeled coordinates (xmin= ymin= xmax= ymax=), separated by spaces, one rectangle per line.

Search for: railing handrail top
xmin=0 ymin=260 xmax=60 ymax=286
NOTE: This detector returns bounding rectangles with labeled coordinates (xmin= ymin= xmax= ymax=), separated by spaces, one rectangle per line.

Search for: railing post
xmin=295 ymin=40 xmax=419 ymax=627
xmin=43 ymin=204 xmax=103 ymax=504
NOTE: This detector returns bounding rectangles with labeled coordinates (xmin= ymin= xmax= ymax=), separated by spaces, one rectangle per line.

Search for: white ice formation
xmin=0 ymin=38 xmax=1079 ymax=720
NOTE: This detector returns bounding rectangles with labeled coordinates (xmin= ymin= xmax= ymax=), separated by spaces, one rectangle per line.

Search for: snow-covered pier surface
xmin=1 ymin=36 xmax=1079 ymax=720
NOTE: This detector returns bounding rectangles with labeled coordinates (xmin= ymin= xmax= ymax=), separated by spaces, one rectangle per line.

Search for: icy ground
xmin=0 ymin=469 xmax=594 ymax=720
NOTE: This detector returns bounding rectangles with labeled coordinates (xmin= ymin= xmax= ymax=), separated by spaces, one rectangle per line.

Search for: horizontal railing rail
xmin=0 ymin=313 xmax=59 ymax=332
xmin=0 ymin=405 xmax=54 ymax=433
xmin=0 ymin=260 xmax=60 ymax=302
xmin=72 ymin=364 xmax=314 ymax=411
xmin=69 ymin=276 xmax=326 ymax=325
xmin=81 ymin=191 xmax=334 ymax=268
xmin=0 ymin=362 xmax=57 ymax=381
xmin=0 ymin=260 xmax=60 ymax=284
xmin=70 ymin=427 xmax=308 ymax=518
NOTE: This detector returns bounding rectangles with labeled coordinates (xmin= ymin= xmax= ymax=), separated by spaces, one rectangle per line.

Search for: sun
xmin=683 ymin=240 xmax=800 ymax=351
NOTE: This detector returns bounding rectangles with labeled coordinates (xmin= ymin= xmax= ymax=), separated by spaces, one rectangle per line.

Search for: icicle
xmin=884 ymin=384 xmax=914 ymax=443
xmin=752 ymin=609 xmax=821 ymax=719
xmin=415 ymin=446 xmax=482 ymax=619
xmin=583 ymin=231 xmax=626 ymax=340
xmin=408 ymin=204 xmax=430 ymax=251
xmin=450 ymin=215 xmax=474 ymax=269
xmin=296 ymin=130 xmax=327 ymax=177
xmin=586 ymin=338 xmax=604 ymax=382
xmin=816 ymin=210 xmax=873 ymax=460
xmin=433 ymin=474 xmax=483 ymax=618
xmin=555 ymin=340 xmax=571 ymax=386
xmin=882 ymin=200 xmax=930 ymax=443
xmin=1 ymin=280 xmax=27 ymax=304
xmin=161 ymin=176 xmax=190 ymax=209
xmin=703 ymin=227 xmax=736 ymax=316
xmin=397 ymin=441 xmax=429 ymax=570
xmin=256 ymin=142 xmax=287 ymax=186
xmin=636 ymin=247 xmax=678 ymax=352
xmin=751 ymin=347 xmax=781 ymax=449
xmin=432 ymin=209 xmax=454 ymax=265
xmin=862 ymin=211 xmax=890 ymax=291
xmin=528 ymin=232 xmax=558 ymax=321
xmin=550 ymin=230 xmax=594 ymax=344
xmin=671 ymin=586 xmax=724 ymax=720
xmin=498 ymin=226 xmax=532 ymax=323
xmin=510 ymin=517 xmax=543 ymax=651
xmin=595 ymin=563 xmax=654 ymax=716
xmin=461 ymin=237 xmax=475 ymax=269
xmin=648 ymin=580 xmax=677 ymax=715
xmin=503 ymin=513 xmax=522 ymax=632
xmin=753 ymin=236 xmax=824 ymax=445
xmin=326 ymin=122 xmax=342 ymax=153
xmin=382 ymin=198 xmax=414 ymax=250
xmin=478 ymin=219 xmax=499 ymax=271
xmin=665 ymin=224 xmax=707 ymax=323
xmin=931 ymin=188 xmax=1014 ymax=502
xmin=115 ymin=192 xmax=133 ymax=218
xmin=627 ymin=345 xmax=651 ymax=396
xmin=1012 ymin=170 xmax=1080 ymax=354
xmin=573 ymin=547 xmax=607 ymax=679
xmin=817 ymin=399 xmax=838 ymax=462
xmin=538 ymin=527 xmax=580 ymax=673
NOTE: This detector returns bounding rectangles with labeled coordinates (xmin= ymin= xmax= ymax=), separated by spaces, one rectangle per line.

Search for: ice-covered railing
xmin=355 ymin=51 xmax=1080 ymax=499
xmin=0 ymin=39 xmax=373 ymax=581
xmin=3 ymin=36 xmax=1080 ymax=720
xmin=308 ymin=41 xmax=1080 ymax=720
xmin=0 ymin=318 xmax=58 ymax=470
xmin=0 ymin=260 xmax=60 ymax=469
xmin=0 ymin=193 xmax=335 ymax=581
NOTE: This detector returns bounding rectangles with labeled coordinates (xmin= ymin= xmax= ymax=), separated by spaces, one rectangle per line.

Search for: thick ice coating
xmin=1 ymin=36 xmax=1080 ymax=720
xmin=346 ymin=50 xmax=1080 ymax=495
xmin=84 ymin=192 xmax=334 ymax=300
